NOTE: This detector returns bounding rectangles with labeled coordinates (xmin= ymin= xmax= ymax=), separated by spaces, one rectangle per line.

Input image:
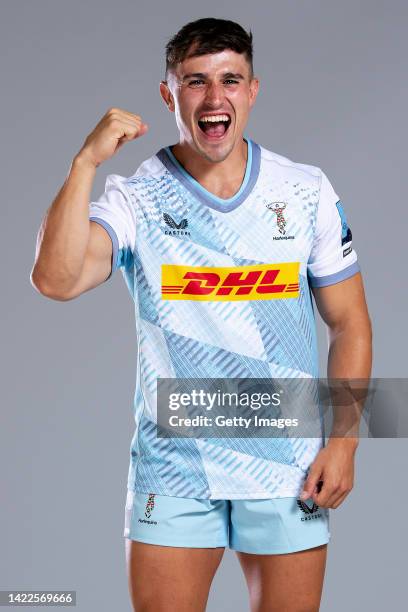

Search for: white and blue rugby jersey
xmin=89 ymin=137 xmax=360 ymax=500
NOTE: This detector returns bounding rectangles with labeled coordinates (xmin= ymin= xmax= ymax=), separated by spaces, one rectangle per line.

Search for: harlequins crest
xmin=267 ymin=201 xmax=288 ymax=235
xmin=145 ymin=493 xmax=156 ymax=518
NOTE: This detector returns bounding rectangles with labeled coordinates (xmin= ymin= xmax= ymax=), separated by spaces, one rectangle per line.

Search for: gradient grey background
xmin=1 ymin=1 xmax=407 ymax=610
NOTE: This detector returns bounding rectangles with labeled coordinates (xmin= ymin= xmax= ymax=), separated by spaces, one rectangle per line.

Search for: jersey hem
xmin=129 ymin=487 xmax=304 ymax=500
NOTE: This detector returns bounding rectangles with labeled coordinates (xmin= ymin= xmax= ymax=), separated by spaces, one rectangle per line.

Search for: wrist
xmin=73 ymin=150 xmax=99 ymax=171
xmin=327 ymin=436 xmax=359 ymax=451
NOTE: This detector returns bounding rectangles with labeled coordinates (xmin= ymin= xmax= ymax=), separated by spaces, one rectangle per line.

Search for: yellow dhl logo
xmin=161 ymin=263 xmax=300 ymax=301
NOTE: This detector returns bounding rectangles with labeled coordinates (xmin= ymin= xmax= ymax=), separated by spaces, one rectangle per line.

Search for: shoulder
xmin=258 ymin=142 xmax=323 ymax=183
xmin=102 ymin=152 xmax=166 ymax=202
xmin=124 ymin=151 xmax=166 ymax=187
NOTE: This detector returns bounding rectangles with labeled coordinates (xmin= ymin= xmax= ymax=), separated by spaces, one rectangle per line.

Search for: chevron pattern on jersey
xmin=196 ymin=439 xmax=309 ymax=496
xmin=119 ymin=140 xmax=339 ymax=499
xmin=134 ymin=415 xmax=210 ymax=497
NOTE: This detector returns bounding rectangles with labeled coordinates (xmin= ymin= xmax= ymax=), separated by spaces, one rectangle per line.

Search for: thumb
xmin=135 ymin=123 xmax=149 ymax=138
xmin=299 ymin=465 xmax=322 ymax=500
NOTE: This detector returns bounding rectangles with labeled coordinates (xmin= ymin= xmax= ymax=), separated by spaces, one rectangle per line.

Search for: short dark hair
xmin=165 ymin=18 xmax=254 ymax=80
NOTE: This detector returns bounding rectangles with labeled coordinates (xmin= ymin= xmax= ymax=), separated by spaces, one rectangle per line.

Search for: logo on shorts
xmin=145 ymin=493 xmax=156 ymax=518
xmin=138 ymin=493 xmax=158 ymax=525
xmin=266 ymin=202 xmax=295 ymax=240
xmin=297 ymin=499 xmax=323 ymax=521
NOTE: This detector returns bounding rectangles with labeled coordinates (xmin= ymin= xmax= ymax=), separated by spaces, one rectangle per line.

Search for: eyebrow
xmin=181 ymin=72 xmax=245 ymax=81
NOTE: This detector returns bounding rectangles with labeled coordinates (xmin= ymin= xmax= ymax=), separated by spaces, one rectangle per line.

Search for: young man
xmin=31 ymin=17 xmax=372 ymax=612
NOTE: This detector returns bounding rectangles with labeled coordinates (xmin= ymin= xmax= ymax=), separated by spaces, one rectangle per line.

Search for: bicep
xmin=65 ymin=221 xmax=114 ymax=298
xmin=311 ymin=272 xmax=370 ymax=331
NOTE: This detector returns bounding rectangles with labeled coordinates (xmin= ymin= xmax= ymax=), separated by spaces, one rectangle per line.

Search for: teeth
xmin=199 ymin=114 xmax=230 ymax=123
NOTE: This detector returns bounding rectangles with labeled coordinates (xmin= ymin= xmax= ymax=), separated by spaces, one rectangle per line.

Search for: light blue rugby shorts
xmin=123 ymin=490 xmax=330 ymax=554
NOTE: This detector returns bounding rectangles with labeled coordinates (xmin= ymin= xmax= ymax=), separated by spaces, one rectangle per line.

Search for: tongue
xmin=202 ymin=121 xmax=226 ymax=137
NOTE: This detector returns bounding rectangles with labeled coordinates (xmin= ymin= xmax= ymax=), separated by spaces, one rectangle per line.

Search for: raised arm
xmin=30 ymin=108 xmax=148 ymax=300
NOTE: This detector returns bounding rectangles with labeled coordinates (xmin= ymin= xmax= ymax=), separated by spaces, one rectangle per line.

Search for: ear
xmin=159 ymin=81 xmax=175 ymax=112
xmin=248 ymin=76 xmax=260 ymax=109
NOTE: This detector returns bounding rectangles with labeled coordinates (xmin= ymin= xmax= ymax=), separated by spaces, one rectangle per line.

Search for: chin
xmin=195 ymin=136 xmax=235 ymax=163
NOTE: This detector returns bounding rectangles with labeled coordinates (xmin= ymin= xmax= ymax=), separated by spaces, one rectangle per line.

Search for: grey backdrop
xmin=1 ymin=0 xmax=407 ymax=610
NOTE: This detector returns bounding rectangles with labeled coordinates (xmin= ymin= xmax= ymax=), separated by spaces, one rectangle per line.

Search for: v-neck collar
xmin=156 ymin=136 xmax=261 ymax=212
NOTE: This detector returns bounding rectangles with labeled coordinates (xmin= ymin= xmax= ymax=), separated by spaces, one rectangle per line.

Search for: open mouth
xmin=197 ymin=114 xmax=232 ymax=139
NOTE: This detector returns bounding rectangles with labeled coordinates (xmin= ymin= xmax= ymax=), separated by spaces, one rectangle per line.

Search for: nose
xmin=204 ymin=81 xmax=224 ymax=107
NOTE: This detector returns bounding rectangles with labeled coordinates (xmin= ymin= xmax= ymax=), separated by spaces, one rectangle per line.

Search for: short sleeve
xmin=307 ymin=169 xmax=360 ymax=287
xmin=89 ymin=173 xmax=136 ymax=281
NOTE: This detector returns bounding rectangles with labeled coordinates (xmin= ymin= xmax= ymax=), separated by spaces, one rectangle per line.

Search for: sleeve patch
xmin=335 ymin=200 xmax=353 ymax=246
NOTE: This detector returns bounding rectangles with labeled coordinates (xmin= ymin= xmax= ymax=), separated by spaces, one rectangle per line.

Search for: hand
xmin=76 ymin=107 xmax=149 ymax=168
xmin=299 ymin=438 xmax=358 ymax=509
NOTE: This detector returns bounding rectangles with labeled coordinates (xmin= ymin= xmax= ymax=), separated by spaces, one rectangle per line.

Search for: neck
xmin=170 ymin=138 xmax=249 ymax=200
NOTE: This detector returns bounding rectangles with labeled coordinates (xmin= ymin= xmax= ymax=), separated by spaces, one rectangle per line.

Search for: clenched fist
xmin=77 ymin=107 xmax=148 ymax=168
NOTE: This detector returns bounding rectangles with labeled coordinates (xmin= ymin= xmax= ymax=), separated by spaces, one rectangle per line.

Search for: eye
xmin=188 ymin=79 xmax=205 ymax=87
xmin=224 ymin=79 xmax=239 ymax=85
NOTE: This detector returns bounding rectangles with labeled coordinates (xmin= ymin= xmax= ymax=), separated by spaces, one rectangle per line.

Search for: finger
xmin=136 ymin=123 xmax=149 ymax=137
xmin=326 ymin=486 xmax=352 ymax=509
xmin=106 ymin=107 xmax=142 ymax=123
xmin=313 ymin=481 xmax=342 ymax=508
xmin=116 ymin=113 xmax=144 ymax=126
xmin=299 ymin=468 xmax=323 ymax=500
xmin=305 ymin=480 xmax=323 ymax=501
xmin=123 ymin=121 xmax=149 ymax=138
xmin=117 ymin=110 xmax=143 ymax=123
xmin=317 ymin=489 xmax=342 ymax=509
xmin=110 ymin=111 xmax=147 ymax=132
xmin=122 ymin=122 xmax=148 ymax=141
xmin=113 ymin=119 xmax=146 ymax=142
xmin=110 ymin=116 xmax=144 ymax=131
xmin=329 ymin=491 xmax=349 ymax=509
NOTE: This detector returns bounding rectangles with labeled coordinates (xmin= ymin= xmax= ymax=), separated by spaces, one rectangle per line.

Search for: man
xmin=31 ymin=17 xmax=372 ymax=612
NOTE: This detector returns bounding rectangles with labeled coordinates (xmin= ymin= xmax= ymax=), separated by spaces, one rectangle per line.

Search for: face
xmin=160 ymin=48 xmax=259 ymax=163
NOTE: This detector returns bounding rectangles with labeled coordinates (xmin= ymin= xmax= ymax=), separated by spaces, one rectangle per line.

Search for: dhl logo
xmin=161 ymin=263 xmax=300 ymax=301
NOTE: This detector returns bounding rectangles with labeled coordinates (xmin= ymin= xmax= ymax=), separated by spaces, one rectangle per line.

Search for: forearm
xmin=326 ymin=318 xmax=372 ymax=444
xmin=30 ymin=153 xmax=97 ymax=298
